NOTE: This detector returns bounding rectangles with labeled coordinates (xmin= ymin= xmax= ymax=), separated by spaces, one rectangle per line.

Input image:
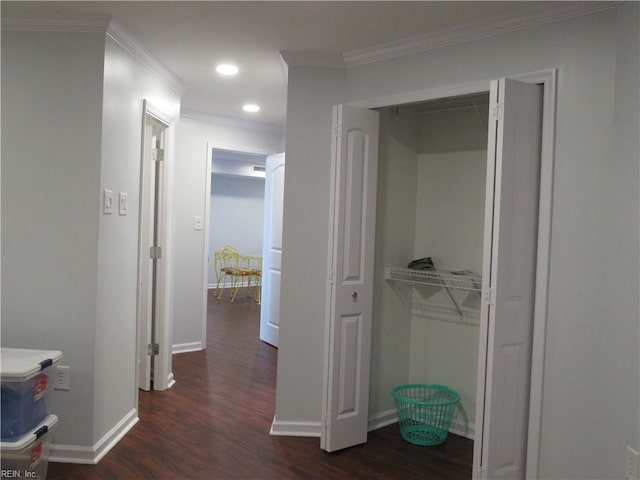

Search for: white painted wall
xmin=2 ymin=30 xmax=105 ymax=447
xmin=274 ymin=66 xmax=345 ymax=426
xmin=369 ymin=107 xmax=418 ymax=416
xmin=95 ymin=33 xmax=180 ymax=443
xmin=277 ymin=5 xmax=639 ymax=478
xmin=209 ymin=175 xmax=265 ymax=286
xmin=172 ymin=115 xmax=282 ymax=349
xmin=1 ymin=27 xmax=181 ymax=454
xmin=408 ymin=105 xmax=487 ymax=437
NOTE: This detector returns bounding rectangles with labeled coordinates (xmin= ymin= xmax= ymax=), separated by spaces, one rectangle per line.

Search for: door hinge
xmin=148 ymin=343 xmax=159 ymax=356
xmin=328 ymin=269 xmax=335 ymax=285
xmin=152 ymin=148 xmax=165 ymax=162
xmin=483 ymin=287 xmax=496 ymax=306
xmin=491 ymin=103 xmax=503 ymax=122
xmin=150 ymin=246 xmax=162 ymax=259
xmin=333 ymin=122 xmax=341 ymax=138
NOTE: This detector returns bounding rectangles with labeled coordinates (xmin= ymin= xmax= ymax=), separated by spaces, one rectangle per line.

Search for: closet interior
xmin=371 ymin=92 xmax=490 ymax=440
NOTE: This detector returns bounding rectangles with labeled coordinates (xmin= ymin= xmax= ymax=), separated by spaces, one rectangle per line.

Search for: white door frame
xmin=348 ymin=69 xmax=556 ymax=478
xmin=136 ymin=99 xmax=177 ymax=398
xmin=202 ymin=141 xmax=277 ymax=348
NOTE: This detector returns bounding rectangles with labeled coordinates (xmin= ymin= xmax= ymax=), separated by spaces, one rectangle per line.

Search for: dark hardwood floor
xmin=48 ymin=289 xmax=473 ymax=479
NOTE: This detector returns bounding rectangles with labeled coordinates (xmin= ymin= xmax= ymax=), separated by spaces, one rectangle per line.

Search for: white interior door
xmin=474 ymin=78 xmax=543 ymax=479
xmin=137 ymin=101 xmax=173 ymax=391
xmin=321 ymin=105 xmax=379 ymax=452
xmin=137 ymin=114 xmax=155 ymax=391
xmin=260 ymin=152 xmax=285 ymax=347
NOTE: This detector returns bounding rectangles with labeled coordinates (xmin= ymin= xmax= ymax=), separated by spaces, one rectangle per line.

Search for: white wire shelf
xmin=384 ymin=266 xmax=482 ymax=320
xmin=384 ymin=266 xmax=482 ymax=291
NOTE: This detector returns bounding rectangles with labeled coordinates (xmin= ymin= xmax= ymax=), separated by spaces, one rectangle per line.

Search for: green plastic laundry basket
xmin=391 ymin=384 xmax=460 ymax=446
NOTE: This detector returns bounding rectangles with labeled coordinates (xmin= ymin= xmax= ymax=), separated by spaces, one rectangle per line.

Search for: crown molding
xmin=344 ymin=1 xmax=623 ymax=67
xmin=279 ymin=51 xmax=345 ymax=68
xmin=181 ymin=107 xmax=285 ymax=135
xmin=106 ymin=18 xmax=186 ymax=96
xmin=1 ymin=14 xmax=186 ymax=96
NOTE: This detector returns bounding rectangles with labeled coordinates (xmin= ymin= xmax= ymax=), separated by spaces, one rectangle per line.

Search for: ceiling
xmin=1 ymin=1 xmax=604 ymax=131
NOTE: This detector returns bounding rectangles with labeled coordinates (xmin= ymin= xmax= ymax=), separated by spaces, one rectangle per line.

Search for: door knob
xmin=352 ymin=291 xmax=358 ymax=300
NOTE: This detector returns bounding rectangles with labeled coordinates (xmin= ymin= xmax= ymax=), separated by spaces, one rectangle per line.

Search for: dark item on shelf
xmin=407 ymin=257 xmax=434 ymax=271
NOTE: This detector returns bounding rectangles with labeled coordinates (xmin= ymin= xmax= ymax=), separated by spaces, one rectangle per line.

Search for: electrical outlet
xmin=625 ymin=446 xmax=639 ymax=480
xmin=55 ymin=365 xmax=71 ymax=391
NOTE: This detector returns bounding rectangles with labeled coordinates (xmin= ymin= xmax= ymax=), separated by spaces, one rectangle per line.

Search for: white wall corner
xmin=49 ymin=409 xmax=139 ymax=465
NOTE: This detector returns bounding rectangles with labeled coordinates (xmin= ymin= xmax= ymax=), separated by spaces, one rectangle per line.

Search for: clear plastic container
xmin=0 ymin=414 xmax=58 ymax=479
xmin=1 ymin=348 xmax=62 ymax=441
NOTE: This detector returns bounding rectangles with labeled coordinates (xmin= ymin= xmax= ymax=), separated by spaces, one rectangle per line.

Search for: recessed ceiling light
xmin=243 ymin=104 xmax=260 ymax=113
xmin=216 ymin=63 xmax=239 ymax=76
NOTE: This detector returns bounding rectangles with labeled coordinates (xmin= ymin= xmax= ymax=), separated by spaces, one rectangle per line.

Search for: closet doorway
xmin=322 ymin=71 xmax=556 ymax=480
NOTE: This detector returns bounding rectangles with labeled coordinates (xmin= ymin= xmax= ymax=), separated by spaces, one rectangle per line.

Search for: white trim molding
xmin=367 ymin=408 xmax=397 ymax=432
xmin=279 ymin=51 xmax=345 ymax=68
xmin=49 ymin=409 xmax=139 ymax=465
xmin=106 ymin=18 xmax=186 ymax=96
xmin=173 ymin=341 xmax=204 ymax=354
xmin=343 ymin=1 xmax=622 ymax=67
xmin=368 ymin=408 xmax=475 ymax=440
xmin=269 ymin=416 xmax=322 ymax=437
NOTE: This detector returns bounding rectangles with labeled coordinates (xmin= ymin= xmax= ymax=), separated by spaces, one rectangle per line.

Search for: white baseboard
xmin=269 ymin=416 xmax=321 ymax=437
xmin=166 ymin=372 xmax=176 ymax=390
xmin=49 ymin=408 xmax=139 ymax=464
xmin=368 ymin=408 xmax=398 ymax=431
xmin=368 ymin=408 xmax=475 ymax=440
xmin=266 ymin=410 xmax=475 ymax=441
xmin=172 ymin=341 xmax=204 ymax=354
xmin=450 ymin=418 xmax=475 ymax=440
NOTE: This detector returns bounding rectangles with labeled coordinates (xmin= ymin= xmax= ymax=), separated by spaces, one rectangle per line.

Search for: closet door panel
xmin=475 ymin=78 xmax=542 ymax=480
xmin=322 ymin=104 xmax=379 ymax=453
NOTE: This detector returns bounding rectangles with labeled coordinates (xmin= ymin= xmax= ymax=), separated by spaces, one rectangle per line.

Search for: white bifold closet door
xmin=474 ymin=78 xmax=542 ymax=480
xmin=321 ymin=104 xmax=379 ymax=452
xmin=322 ymin=78 xmax=543 ymax=477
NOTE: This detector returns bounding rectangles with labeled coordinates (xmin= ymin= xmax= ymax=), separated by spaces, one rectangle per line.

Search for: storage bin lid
xmin=1 ymin=348 xmax=63 ymax=381
xmin=0 ymin=414 xmax=58 ymax=453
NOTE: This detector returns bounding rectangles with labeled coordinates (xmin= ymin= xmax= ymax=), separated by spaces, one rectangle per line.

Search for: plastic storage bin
xmin=0 ymin=414 xmax=58 ymax=480
xmin=1 ymin=348 xmax=62 ymax=441
xmin=391 ymin=384 xmax=460 ymax=446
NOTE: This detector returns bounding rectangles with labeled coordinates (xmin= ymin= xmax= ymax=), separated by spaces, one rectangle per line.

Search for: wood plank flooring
xmin=48 ymin=289 xmax=473 ymax=479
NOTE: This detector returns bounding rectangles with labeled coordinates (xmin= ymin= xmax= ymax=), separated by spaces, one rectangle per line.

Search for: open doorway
xmin=203 ymin=143 xmax=284 ymax=350
xmin=137 ymin=100 xmax=175 ymax=394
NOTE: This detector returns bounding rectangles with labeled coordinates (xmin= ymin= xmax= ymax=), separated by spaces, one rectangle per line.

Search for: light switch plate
xmin=194 ymin=216 xmax=203 ymax=231
xmin=119 ymin=192 xmax=128 ymax=215
xmin=103 ymin=189 xmax=114 ymax=214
